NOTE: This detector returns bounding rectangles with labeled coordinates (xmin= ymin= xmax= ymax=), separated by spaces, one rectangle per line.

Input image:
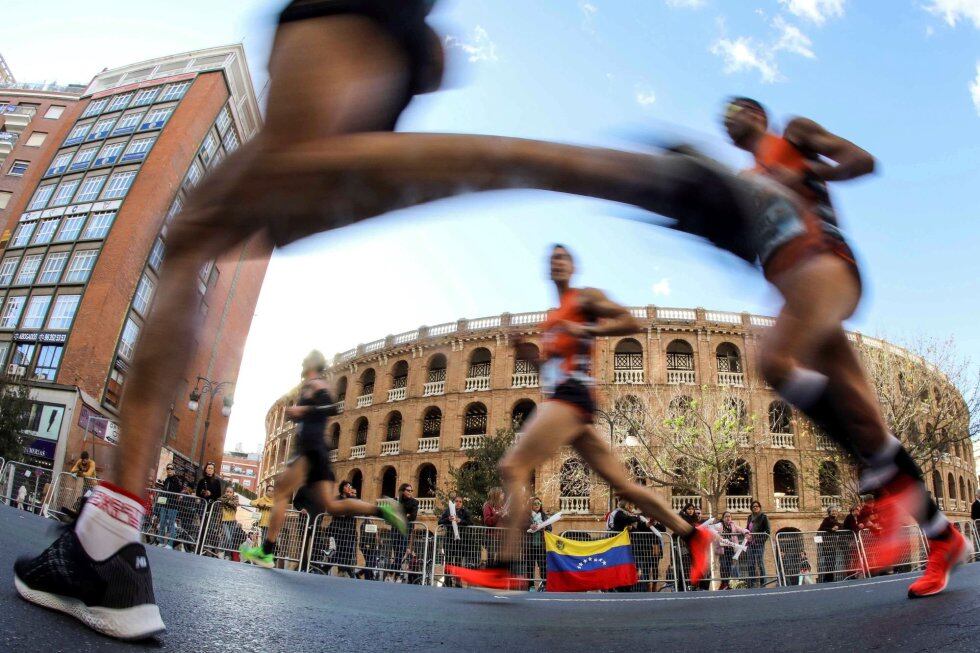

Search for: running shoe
xmin=908 ymin=527 xmax=972 ymax=598
xmin=239 ymin=544 xmax=275 ymax=569
xmin=13 ymin=529 xmax=165 ymax=641
xmin=377 ymin=502 xmax=408 ymax=536
xmin=686 ymin=525 xmax=714 ymax=586
xmin=861 ymin=473 xmax=921 ymax=572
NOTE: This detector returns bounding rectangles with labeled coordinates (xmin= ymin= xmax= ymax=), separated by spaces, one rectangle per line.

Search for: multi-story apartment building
xmin=221 ymin=450 xmax=261 ymax=494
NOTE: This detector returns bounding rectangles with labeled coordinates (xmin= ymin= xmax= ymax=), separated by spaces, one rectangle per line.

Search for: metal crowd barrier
xmin=142 ymin=488 xmax=207 ymax=552
xmin=199 ymin=501 xmax=310 ymax=567
xmin=0 ymin=461 xmax=54 ymax=514
xmin=950 ymin=520 xmax=979 ymax=563
xmin=676 ymin=531 xmax=780 ymax=590
xmin=775 ymin=530 xmax=864 ymax=585
xmin=859 ymin=525 xmax=928 ymax=576
xmin=44 ymin=471 xmax=98 ymax=520
xmin=563 ymin=529 xmax=678 ymax=592
xmin=307 ymin=515 xmax=430 ymax=584
xmin=431 ymin=525 xmax=522 ymax=588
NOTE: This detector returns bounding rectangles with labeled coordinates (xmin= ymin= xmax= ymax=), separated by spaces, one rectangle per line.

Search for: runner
xmin=448 ymin=244 xmax=714 ymax=590
xmin=238 ymin=351 xmax=406 ymax=569
xmin=721 ymin=97 xmax=971 ymax=597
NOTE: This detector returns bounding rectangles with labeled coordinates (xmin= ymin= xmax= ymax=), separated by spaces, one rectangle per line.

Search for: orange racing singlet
xmin=538 ymin=289 xmax=594 ymax=394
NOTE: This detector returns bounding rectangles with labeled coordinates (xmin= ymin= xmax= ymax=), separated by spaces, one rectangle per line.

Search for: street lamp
xmin=187 ymin=376 xmax=234 ymax=471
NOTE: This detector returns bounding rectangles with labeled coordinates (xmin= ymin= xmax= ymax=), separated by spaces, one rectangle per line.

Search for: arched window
xmin=463 ymin=402 xmax=488 ymax=436
xmin=932 ymin=470 xmax=944 ymax=503
xmin=726 ymin=459 xmax=752 ymax=496
xmin=560 ymin=458 xmax=591 ymax=497
xmin=666 ymin=339 xmax=695 ymax=384
xmin=716 ymin=342 xmax=743 ymax=385
xmin=388 ymin=360 xmax=409 ymax=401
xmin=358 ymin=369 xmax=375 ymax=403
xmin=513 ymin=343 xmax=540 ymax=388
xmin=354 ymin=417 xmax=369 ymax=446
xmin=328 ymin=423 xmax=340 ymax=449
xmin=768 ymin=401 xmax=792 ymax=433
xmin=511 ymin=399 xmax=536 ymax=431
xmin=948 ymin=472 xmax=956 ymax=503
xmin=381 ymin=467 xmax=397 ymax=498
xmin=426 ymin=353 xmax=447 ymax=383
xmin=422 ymin=407 xmax=442 ymax=438
xmin=818 ymin=461 xmax=842 ymax=497
xmin=335 ymin=376 xmax=348 ymax=403
xmin=613 ymin=338 xmax=644 ymax=384
xmin=773 ymin=460 xmax=798 ymax=496
xmin=626 ymin=458 xmax=647 ymax=483
xmin=614 ymin=394 xmax=644 ymax=444
xmin=348 ymin=469 xmax=363 ymax=497
xmin=386 ymin=411 xmax=402 ymax=441
xmin=467 ymin=348 xmax=492 ymax=380
xmin=418 ymin=464 xmax=437 ymax=499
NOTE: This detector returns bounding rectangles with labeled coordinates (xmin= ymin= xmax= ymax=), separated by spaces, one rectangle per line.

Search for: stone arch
xmin=421 ymin=406 xmax=442 ymax=438
xmin=511 ymin=399 xmax=536 ymax=431
xmin=726 ymin=459 xmax=752 ymax=496
xmin=560 ymin=457 xmax=590 ymax=497
xmin=385 ymin=411 xmax=402 ymax=441
xmin=773 ymin=460 xmax=798 ymax=495
xmin=463 ymin=402 xmax=488 ymax=435
xmin=715 ymin=341 xmax=743 ymax=373
xmin=390 ymin=359 xmax=409 ymax=389
xmin=818 ymin=461 xmax=842 ymax=496
xmin=354 ymin=417 xmax=369 ymax=446
xmin=359 ymin=368 xmax=376 ymax=396
xmin=768 ymin=401 xmax=792 ymax=433
xmin=380 ymin=466 xmax=397 ymax=499
xmin=348 ymin=469 xmax=363 ymax=497
xmin=417 ymin=463 xmax=438 ymax=498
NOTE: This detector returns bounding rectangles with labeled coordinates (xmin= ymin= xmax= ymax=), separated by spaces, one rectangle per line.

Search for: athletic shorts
xmin=278 ymin=0 xmax=440 ymax=94
xmin=763 ymin=232 xmax=861 ymax=287
xmin=547 ymin=378 xmax=596 ymax=423
xmin=288 ymin=437 xmax=336 ymax=485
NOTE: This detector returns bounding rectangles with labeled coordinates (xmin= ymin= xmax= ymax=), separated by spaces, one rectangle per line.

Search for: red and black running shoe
xmin=908 ymin=527 xmax=972 ymax=598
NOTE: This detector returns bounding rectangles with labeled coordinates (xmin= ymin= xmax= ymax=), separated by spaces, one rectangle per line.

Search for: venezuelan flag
xmin=544 ymin=530 xmax=638 ymax=592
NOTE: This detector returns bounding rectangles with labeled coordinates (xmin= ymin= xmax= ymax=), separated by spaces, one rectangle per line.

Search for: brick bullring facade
xmin=261 ymin=307 xmax=977 ymax=531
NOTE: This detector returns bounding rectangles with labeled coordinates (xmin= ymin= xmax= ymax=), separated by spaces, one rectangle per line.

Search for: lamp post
xmin=188 ymin=376 xmax=234 ymax=472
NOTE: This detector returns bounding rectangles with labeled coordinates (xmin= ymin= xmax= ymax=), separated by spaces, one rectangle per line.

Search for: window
xmin=17 ymin=103 xmax=39 ymax=118
xmin=112 ymin=111 xmax=144 ymax=135
xmin=15 ymin=254 xmax=43 ymax=285
xmin=94 ymin=142 xmax=124 ymax=166
xmin=75 ymin=176 xmax=107 ymax=203
xmin=10 ymin=222 xmax=36 ymax=247
xmin=44 ymin=105 xmax=66 ymax=120
xmin=25 ymin=132 xmax=47 ymax=147
xmin=221 ymin=129 xmax=239 ymax=153
xmin=21 ymin=295 xmax=52 ymax=329
xmin=0 ymin=296 xmax=26 ymax=329
xmin=159 ymin=82 xmax=190 ymax=102
xmin=55 ymin=215 xmax=85 ymax=242
xmin=165 ymin=196 xmax=183 ymax=225
xmin=184 ymin=161 xmax=202 ymax=188
xmin=49 ymin=179 xmax=81 ymax=207
xmin=148 ymin=238 xmax=165 ymax=270
xmin=0 ymin=191 xmax=11 ymax=209
xmin=46 ymin=152 xmax=73 ymax=176
xmin=8 ymin=160 xmax=29 ymax=176
xmin=118 ymin=318 xmax=140 ymax=359
xmin=216 ymin=106 xmax=232 ymax=134
xmin=33 ymin=345 xmax=63 ymax=381
xmin=47 ymin=294 xmax=80 ymax=329
xmin=86 ymin=117 xmax=116 ymax=141
xmin=64 ymin=250 xmax=98 ymax=283
xmin=64 ymin=123 xmax=92 ymax=145
xmin=0 ymin=257 xmax=19 ymax=285
xmin=81 ymin=211 xmax=115 ymax=239
xmin=105 ymin=93 xmax=133 ymax=113
xmin=27 ymin=185 xmax=55 ymax=211
xmin=0 ymin=342 xmax=8 ymax=369
xmin=81 ymin=98 xmax=108 ymax=118
xmin=101 ymin=171 xmax=136 ymax=199
xmin=200 ymin=132 xmax=218 ymax=165
xmin=37 ymin=252 xmax=68 ymax=284
xmin=132 ymin=274 xmax=155 ymax=315
xmin=131 ymin=88 xmax=160 ymax=107
xmin=11 ymin=342 xmax=34 ymax=368
xmin=122 ymin=137 xmax=155 ymax=162
xmin=31 ymin=219 xmax=59 ymax=245
xmin=70 ymin=147 xmax=99 ymax=170
xmin=140 ymin=107 xmax=172 ymax=130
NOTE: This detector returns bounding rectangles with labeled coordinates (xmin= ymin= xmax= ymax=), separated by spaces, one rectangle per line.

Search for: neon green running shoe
xmin=377 ymin=503 xmax=408 ymax=536
xmin=239 ymin=543 xmax=275 ymax=568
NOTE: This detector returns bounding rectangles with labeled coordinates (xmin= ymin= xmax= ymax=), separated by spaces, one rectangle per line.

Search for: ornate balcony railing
xmin=350 ymin=445 xmax=366 ymax=459
xmin=335 ymin=400 xmax=345 ymax=414
xmin=718 ymin=372 xmax=744 ymax=386
xmin=937 ymin=498 xmax=945 ymax=511
xmin=559 ymin=496 xmax=590 ymax=514
xmin=328 ymin=450 xmax=338 ymax=462
xmin=417 ymin=497 xmax=435 ymax=515
xmin=815 ymin=434 xmax=835 ymax=450
xmin=671 ymin=496 xmax=702 ymax=511
xmin=380 ymin=441 xmax=400 ymax=456
xmin=417 ymin=437 xmax=440 ymax=453
xmin=774 ymin=495 xmax=799 ymax=512
xmin=356 ymin=394 xmax=372 ymax=408
xmin=461 ymin=434 xmax=484 ymax=450
xmin=387 ymin=387 xmax=406 ymax=402
xmin=464 ymin=376 xmax=491 ymax=392
xmin=771 ymin=432 xmax=795 ymax=448
xmin=726 ymin=495 xmax=753 ymax=512
xmin=820 ymin=495 xmax=842 ymax=510
xmin=614 ymin=369 xmax=645 ymax=384
xmin=511 ymin=372 xmax=539 ymax=388
xmin=667 ymin=370 xmax=696 ymax=385
xmin=423 ymin=380 xmax=445 ymax=396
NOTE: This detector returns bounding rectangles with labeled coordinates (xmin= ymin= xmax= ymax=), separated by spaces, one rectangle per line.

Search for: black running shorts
xmin=289 ymin=437 xmax=337 ymax=485
xmin=548 ymin=378 xmax=596 ymax=423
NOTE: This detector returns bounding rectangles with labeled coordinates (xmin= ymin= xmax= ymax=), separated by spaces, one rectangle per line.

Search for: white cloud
xmin=665 ymin=0 xmax=706 ymax=8
xmin=711 ymin=36 xmax=781 ymax=83
xmin=444 ymin=26 xmax=498 ymax=63
xmin=924 ymin=0 xmax=980 ymax=28
xmin=651 ymin=278 xmax=672 ymax=297
xmin=778 ymin=0 xmax=846 ymax=25
xmin=634 ymin=83 xmax=657 ymax=107
xmin=773 ymin=15 xmax=815 ymax=58
xmin=579 ymin=1 xmax=598 ymax=34
xmin=970 ymin=63 xmax=980 ymax=116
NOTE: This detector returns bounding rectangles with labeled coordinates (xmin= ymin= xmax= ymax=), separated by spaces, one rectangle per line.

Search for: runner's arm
xmin=579 ymin=288 xmax=641 ymax=336
xmin=784 ymin=117 xmax=875 ymax=182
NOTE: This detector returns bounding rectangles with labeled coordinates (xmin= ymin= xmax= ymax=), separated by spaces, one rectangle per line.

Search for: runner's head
xmin=549 ymin=243 xmax=575 ymax=283
xmin=723 ymin=96 xmax=768 ymax=149
xmin=302 ymin=350 xmax=327 ymax=377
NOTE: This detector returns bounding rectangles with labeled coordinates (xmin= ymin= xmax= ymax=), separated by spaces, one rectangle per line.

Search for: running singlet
xmin=538 ymin=289 xmax=594 ymax=394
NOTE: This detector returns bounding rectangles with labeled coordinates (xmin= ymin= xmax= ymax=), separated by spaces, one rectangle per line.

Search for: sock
xmin=262 ymin=538 xmax=276 ymax=555
xmin=777 ymin=368 xmax=859 ymax=458
xmin=75 ymin=482 xmax=145 ymax=561
xmin=920 ymin=504 xmax=951 ymax=540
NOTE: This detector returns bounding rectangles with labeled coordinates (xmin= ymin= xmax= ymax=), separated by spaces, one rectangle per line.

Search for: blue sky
xmin=4 ymin=0 xmax=979 ymax=453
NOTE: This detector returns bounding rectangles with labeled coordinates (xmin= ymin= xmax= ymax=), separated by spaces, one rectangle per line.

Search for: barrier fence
xmin=0 ymin=461 xmax=54 ymax=514
xmin=563 ymin=530 xmax=678 ymax=592
xmin=676 ymin=531 xmax=780 ymax=590
xmin=199 ymin=502 xmax=310 ymax=568
xmin=951 ymin=520 xmax=979 ymax=563
xmin=142 ymin=489 xmax=208 ymax=552
xmin=307 ymin=515 xmax=430 ymax=583
xmin=859 ymin=525 xmax=928 ymax=576
xmin=432 ymin=525 xmax=522 ymax=588
xmin=44 ymin=471 xmax=98 ymax=520
xmin=775 ymin=530 xmax=865 ymax=586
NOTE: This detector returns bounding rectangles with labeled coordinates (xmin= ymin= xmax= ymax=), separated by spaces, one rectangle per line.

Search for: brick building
xmin=221 ymin=450 xmax=261 ymax=494
xmin=261 ymin=306 xmax=977 ymax=531
xmin=0 ymin=45 xmax=267 ymax=481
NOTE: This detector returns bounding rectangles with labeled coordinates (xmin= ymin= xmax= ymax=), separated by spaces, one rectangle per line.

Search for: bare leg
xmin=266 ymin=461 xmax=304 ymax=544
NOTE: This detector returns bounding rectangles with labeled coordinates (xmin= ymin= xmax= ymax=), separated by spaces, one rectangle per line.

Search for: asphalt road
xmin=1 ymin=505 xmax=977 ymax=653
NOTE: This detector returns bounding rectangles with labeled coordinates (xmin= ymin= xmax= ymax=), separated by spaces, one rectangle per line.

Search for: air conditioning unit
xmin=6 ymin=364 xmax=26 ymax=377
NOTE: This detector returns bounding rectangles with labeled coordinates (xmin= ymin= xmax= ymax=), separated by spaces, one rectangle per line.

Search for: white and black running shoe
xmin=14 ymin=529 xmax=165 ymax=640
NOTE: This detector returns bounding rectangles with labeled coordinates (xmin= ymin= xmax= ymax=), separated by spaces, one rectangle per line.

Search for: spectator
xmin=817 ymin=507 xmax=843 ymax=583
xmin=196 ymin=462 xmax=222 ymax=504
xmin=693 ymin=508 xmax=706 ymax=525
xmin=710 ymin=511 xmax=750 ymax=590
xmin=679 ymin=502 xmax=699 ymax=527
xmin=321 ymin=481 xmax=358 ymax=577
xmin=252 ymin=483 xmax=275 ymax=544
xmin=522 ymin=497 xmax=551 ymax=591
xmin=482 ymin=486 xmax=506 ymax=566
xmin=218 ymin=486 xmax=239 ymax=559
xmin=744 ymin=500 xmax=771 ymax=588
xmin=174 ymin=483 xmax=199 ymax=551
xmin=439 ymin=496 xmax=472 ymax=587
xmin=154 ymin=464 xmax=183 ymax=549
xmin=676 ymin=502 xmax=702 ymax=591
xmin=972 ymin=492 xmax=980 ymax=521
xmin=608 ymin=498 xmax=642 ymax=532
xmin=70 ymin=451 xmax=97 ymax=479
xmin=841 ymin=506 xmax=864 ymax=533
xmin=358 ymin=517 xmax=383 ymax=581
xmin=392 ymin=483 xmax=420 ymax=582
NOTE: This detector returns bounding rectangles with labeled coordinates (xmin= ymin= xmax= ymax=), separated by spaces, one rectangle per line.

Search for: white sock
xmin=776 ymin=368 xmax=828 ymax=410
xmin=75 ymin=484 xmax=145 ymax=561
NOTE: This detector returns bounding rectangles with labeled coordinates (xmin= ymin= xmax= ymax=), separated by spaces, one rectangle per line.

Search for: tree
xmin=0 ymin=377 xmax=33 ymax=464
xmin=440 ymin=428 xmax=515 ymax=523
xmin=232 ymin=483 xmax=257 ymax=500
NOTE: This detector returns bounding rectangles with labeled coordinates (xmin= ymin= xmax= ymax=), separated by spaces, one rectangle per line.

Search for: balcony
xmin=511 ymin=372 xmax=539 ymax=388
xmin=820 ymin=495 xmax=841 ymax=510
xmin=937 ymin=498 xmax=945 ymax=511
xmin=613 ymin=369 xmax=644 ymax=384
xmin=671 ymin=496 xmax=702 ymax=511
xmin=464 ymin=375 xmax=490 ymax=392
xmin=0 ymin=107 xmax=32 ymax=133
xmin=417 ymin=437 xmax=440 ymax=453
xmin=667 ymin=370 xmax=696 ymax=385
xmin=355 ymin=394 xmax=372 ymax=409
xmin=815 ymin=434 xmax=835 ymax=450
xmin=328 ymin=450 xmax=338 ymax=463
xmin=774 ymin=495 xmax=799 ymax=512
xmin=736 ymin=433 xmax=751 ymax=447
xmin=350 ymin=445 xmax=366 ymax=459
xmin=771 ymin=433 xmax=795 ymax=448
xmin=423 ymin=380 xmax=445 ymax=396
xmin=335 ymin=400 xmax=345 ymax=414
xmin=387 ymin=387 xmax=406 ymax=402
xmin=380 ymin=441 xmax=400 ymax=456
xmin=726 ymin=496 xmax=753 ymax=512
xmin=0 ymin=132 xmax=16 ymax=160
xmin=461 ymin=434 xmax=484 ymax=450
xmin=718 ymin=372 xmax=744 ymax=386
xmin=417 ymin=497 xmax=435 ymax=515
xmin=559 ymin=496 xmax=590 ymax=514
